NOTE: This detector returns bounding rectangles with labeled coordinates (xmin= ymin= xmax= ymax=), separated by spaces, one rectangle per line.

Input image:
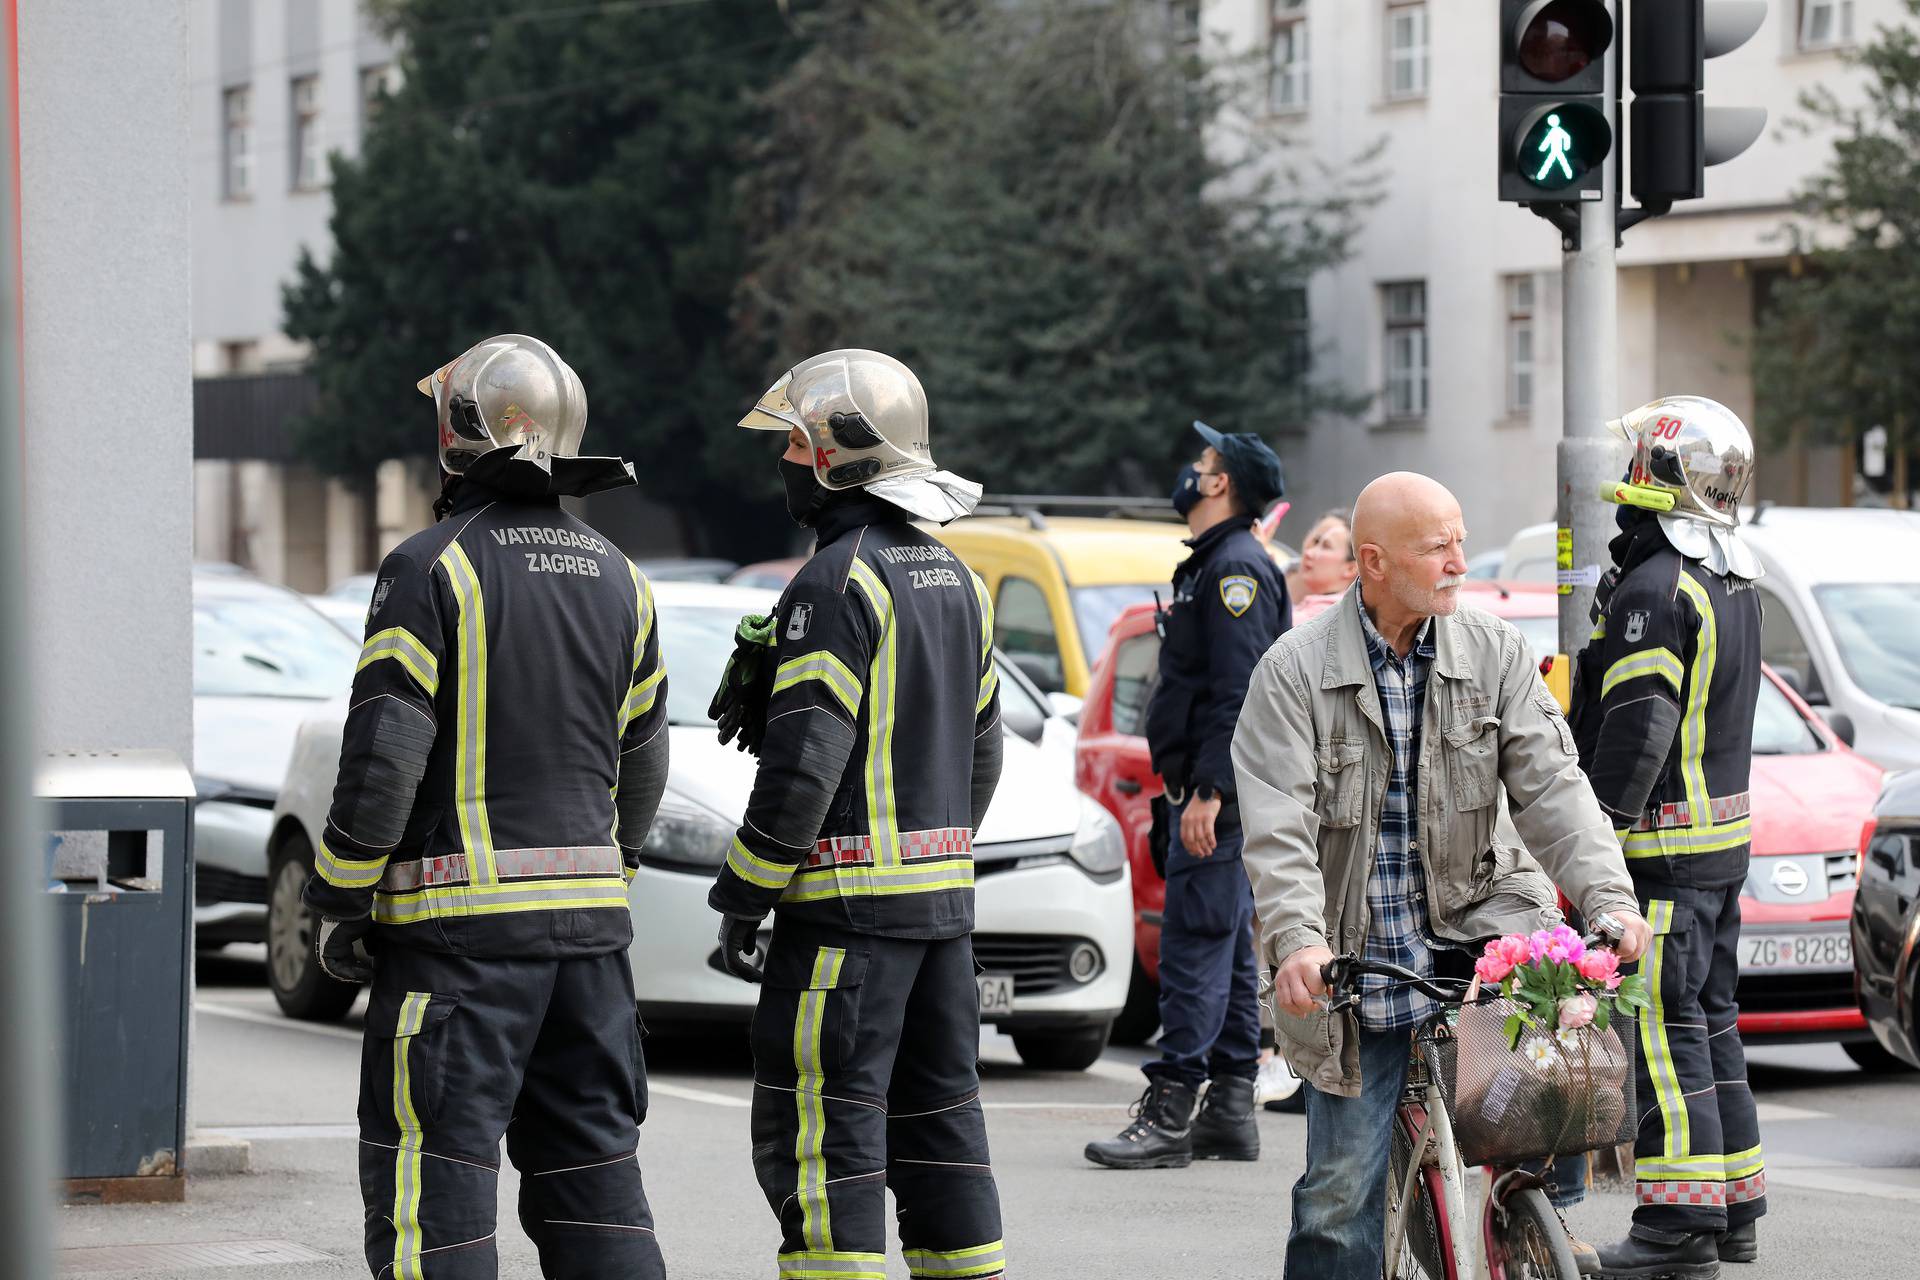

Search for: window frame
xmin=222 ymin=85 xmax=253 ymax=202
xmin=1505 ymin=274 xmax=1535 ymax=417
xmin=1107 ymin=631 xmax=1163 ymax=739
xmin=1384 ymin=0 xmax=1430 ymax=102
xmin=360 ymin=63 xmax=398 ymax=132
xmin=1382 ymin=280 xmax=1429 ymax=422
xmin=1269 ymin=0 xmax=1310 ymax=115
xmin=290 ymin=74 xmax=324 ymax=191
xmin=1798 ymin=0 xmax=1855 ymax=52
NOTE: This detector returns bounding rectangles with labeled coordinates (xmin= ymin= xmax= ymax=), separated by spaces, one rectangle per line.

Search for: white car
xmin=269 ymin=581 xmax=1133 ymax=1069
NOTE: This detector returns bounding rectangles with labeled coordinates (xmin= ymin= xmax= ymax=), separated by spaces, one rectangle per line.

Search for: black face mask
xmin=780 ymin=458 xmax=824 ymax=527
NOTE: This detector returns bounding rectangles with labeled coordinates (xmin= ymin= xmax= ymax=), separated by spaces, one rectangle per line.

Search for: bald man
xmin=1231 ymin=472 xmax=1652 ymax=1279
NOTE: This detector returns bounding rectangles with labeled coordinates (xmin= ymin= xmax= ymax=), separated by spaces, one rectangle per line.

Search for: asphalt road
xmin=53 ymin=947 xmax=1920 ymax=1278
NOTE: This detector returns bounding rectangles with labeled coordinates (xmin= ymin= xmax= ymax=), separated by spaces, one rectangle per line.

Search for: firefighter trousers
xmin=356 ymin=945 xmax=665 ymax=1279
xmin=749 ymin=919 xmax=1006 ymax=1280
xmin=1630 ymin=881 xmax=1767 ymax=1235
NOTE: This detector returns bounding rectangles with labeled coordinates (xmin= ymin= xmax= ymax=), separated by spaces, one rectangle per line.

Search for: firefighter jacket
xmin=1144 ymin=515 xmax=1291 ymax=810
xmin=707 ymin=496 xmax=1003 ymax=939
xmin=304 ymin=481 xmax=670 ymax=956
xmin=1570 ymin=516 xmax=1761 ymax=888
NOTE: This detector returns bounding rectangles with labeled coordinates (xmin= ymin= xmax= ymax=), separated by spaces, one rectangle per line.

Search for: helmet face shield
xmin=739 ymin=371 xmax=802 ymax=433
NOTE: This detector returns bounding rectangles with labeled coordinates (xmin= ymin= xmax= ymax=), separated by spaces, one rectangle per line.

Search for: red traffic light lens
xmin=1519 ymin=0 xmax=1611 ymax=83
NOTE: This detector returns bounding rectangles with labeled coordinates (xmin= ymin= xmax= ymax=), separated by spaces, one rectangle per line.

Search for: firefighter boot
xmin=1083 ymin=1079 xmax=1195 ymax=1170
xmin=1595 ymin=1226 xmax=1721 ymax=1280
xmin=1716 ymin=1222 xmax=1757 ymax=1264
xmin=1190 ymin=1076 xmax=1260 ymax=1161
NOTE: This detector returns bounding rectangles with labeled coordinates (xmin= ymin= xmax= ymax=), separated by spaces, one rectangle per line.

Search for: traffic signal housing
xmin=1499 ymin=0 xmax=1616 ymax=203
xmin=1630 ymin=1 xmax=1768 ymax=204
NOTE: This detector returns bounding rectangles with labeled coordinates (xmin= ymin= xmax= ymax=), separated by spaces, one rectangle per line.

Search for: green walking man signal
xmin=1535 ymin=113 xmax=1576 ymax=183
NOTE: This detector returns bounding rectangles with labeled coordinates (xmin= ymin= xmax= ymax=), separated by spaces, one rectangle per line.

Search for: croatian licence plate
xmin=1739 ymin=930 xmax=1851 ymax=973
xmin=977 ymin=973 xmax=1016 ymax=1018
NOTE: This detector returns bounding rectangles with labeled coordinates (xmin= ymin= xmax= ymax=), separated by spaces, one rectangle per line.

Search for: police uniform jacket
xmin=1143 ymin=515 xmax=1291 ymax=829
xmin=304 ymin=480 xmax=669 ymax=956
xmin=1571 ymin=516 xmax=1761 ymax=888
xmin=707 ymin=496 xmax=1002 ymax=939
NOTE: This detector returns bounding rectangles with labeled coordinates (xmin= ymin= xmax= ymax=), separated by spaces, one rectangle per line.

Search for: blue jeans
xmin=1285 ymin=1026 xmax=1414 ymax=1280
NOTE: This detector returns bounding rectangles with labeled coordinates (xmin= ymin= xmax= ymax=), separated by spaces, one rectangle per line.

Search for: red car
xmin=1077 ymin=584 xmax=1882 ymax=1055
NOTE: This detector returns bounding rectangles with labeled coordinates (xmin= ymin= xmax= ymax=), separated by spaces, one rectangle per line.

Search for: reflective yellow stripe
xmin=438 ymin=542 xmax=496 ymax=885
xmin=848 ymin=560 xmax=900 ymax=868
xmin=778 ymin=1253 xmax=888 ymax=1280
xmin=1621 ymin=817 xmax=1753 ymax=859
xmin=628 ymin=562 xmax=656 ymax=675
xmin=357 ymin=627 xmax=440 ymax=697
xmin=795 ymin=947 xmax=846 ymax=1252
xmin=970 ymin=570 xmax=995 ymax=713
xmin=905 ymin=1240 xmax=1008 ymax=1278
xmin=621 ymin=666 xmax=666 ymax=735
xmin=727 ymin=836 xmax=796 ymax=891
xmin=1601 ymin=647 xmax=1683 ymax=699
xmin=371 ymin=876 xmax=629 ymax=924
xmin=1640 ymin=899 xmax=1689 ymax=1161
xmin=1724 ymin=1144 xmax=1764 ymax=1180
xmin=1674 ymin=571 xmax=1716 ymax=834
xmin=1636 ymin=1154 xmax=1726 ymax=1177
xmin=773 ymin=650 xmax=863 ymax=717
xmin=781 ymin=860 xmax=975 ymax=904
xmin=391 ymin=992 xmax=430 ymax=1280
xmin=315 ymin=835 xmax=386 ymax=890
xmin=976 ymin=667 xmax=999 ymax=714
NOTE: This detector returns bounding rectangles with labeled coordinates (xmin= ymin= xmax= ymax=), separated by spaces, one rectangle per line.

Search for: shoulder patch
xmin=1623 ymin=609 xmax=1649 ymax=643
xmin=368 ymin=577 xmax=394 ymax=620
xmin=785 ymin=603 xmax=813 ymax=640
xmin=1219 ymin=574 xmax=1259 ymax=618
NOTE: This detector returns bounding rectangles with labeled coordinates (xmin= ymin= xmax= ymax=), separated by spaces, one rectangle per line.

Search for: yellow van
xmin=934 ymin=516 xmax=1196 ymax=698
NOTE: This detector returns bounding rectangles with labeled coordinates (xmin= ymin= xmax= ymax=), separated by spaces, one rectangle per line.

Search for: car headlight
xmin=1068 ymin=797 xmax=1126 ymax=878
xmin=641 ymin=790 xmax=734 ymax=870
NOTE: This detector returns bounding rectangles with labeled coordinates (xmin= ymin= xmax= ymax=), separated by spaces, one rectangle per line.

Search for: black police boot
xmin=1083 ymin=1078 xmax=1195 ymax=1170
xmin=1716 ymin=1222 xmax=1757 ymax=1264
xmin=1594 ymin=1225 xmax=1722 ymax=1280
xmin=1190 ymin=1076 xmax=1260 ymax=1161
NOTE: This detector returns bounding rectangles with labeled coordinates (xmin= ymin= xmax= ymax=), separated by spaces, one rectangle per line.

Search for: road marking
xmin=1766 ymin=1165 xmax=1920 ymax=1203
xmin=204 ymin=1123 xmax=360 ymax=1141
xmin=196 ymin=1002 xmax=362 ymax=1041
xmin=651 ymin=1082 xmax=749 ymax=1108
xmin=1755 ymin=1102 xmax=1829 ymax=1122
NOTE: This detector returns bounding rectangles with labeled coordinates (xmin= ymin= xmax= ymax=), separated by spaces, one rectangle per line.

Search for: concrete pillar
xmin=375 ymin=457 xmax=435 ymax=557
xmin=235 ymin=459 xmax=286 ymax=581
xmin=280 ymin=465 xmax=330 ymax=593
xmin=325 ymin=478 xmax=369 ymax=586
xmin=193 ymin=459 xmax=236 ymax=564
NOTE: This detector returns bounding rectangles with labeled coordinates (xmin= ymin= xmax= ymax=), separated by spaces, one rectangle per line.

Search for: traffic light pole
xmin=1556 ymin=0 xmax=1623 ymax=659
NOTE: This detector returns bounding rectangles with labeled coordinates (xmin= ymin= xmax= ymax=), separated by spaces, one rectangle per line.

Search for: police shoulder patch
xmin=1219 ymin=574 xmax=1259 ymax=618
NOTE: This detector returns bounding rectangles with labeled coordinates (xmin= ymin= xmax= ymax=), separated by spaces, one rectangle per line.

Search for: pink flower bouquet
xmin=1475 ymin=924 xmax=1649 ymax=1050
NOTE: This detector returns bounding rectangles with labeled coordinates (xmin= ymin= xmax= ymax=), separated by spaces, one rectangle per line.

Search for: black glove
xmin=717 ymin=914 xmax=766 ymax=983
xmin=709 ymin=613 xmax=779 ymax=756
xmin=315 ymin=914 xmax=374 ymax=984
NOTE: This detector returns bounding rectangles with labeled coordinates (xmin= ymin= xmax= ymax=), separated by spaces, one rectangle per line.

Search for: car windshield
xmin=193 ymin=590 xmax=359 ymax=699
xmin=1071 ymin=584 xmax=1164 ymax=662
xmin=1812 ymin=583 xmax=1920 ymax=709
xmin=1752 ymin=676 xmax=1821 ymax=755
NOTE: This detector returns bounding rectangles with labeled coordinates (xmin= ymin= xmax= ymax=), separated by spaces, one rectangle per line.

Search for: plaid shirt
xmin=1357 ymin=593 xmax=1439 ymax=1030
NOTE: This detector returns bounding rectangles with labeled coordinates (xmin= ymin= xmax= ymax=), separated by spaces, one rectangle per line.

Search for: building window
xmin=1278 ymin=286 xmax=1311 ymax=423
xmin=291 ymin=75 xmax=324 ymax=190
xmin=1799 ymin=1 xmax=1854 ymax=50
xmin=222 ymin=86 xmax=253 ymax=200
xmin=1505 ymin=274 xmax=1535 ymax=416
xmin=1382 ymin=281 xmax=1428 ymax=421
xmin=1269 ymin=0 xmax=1309 ymax=114
xmin=1385 ymin=0 xmax=1429 ymax=101
xmin=361 ymin=64 xmax=398 ymax=130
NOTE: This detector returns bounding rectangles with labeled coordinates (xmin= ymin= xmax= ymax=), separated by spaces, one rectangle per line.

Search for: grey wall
xmin=21 ymin=3 xmax=193 ymax=762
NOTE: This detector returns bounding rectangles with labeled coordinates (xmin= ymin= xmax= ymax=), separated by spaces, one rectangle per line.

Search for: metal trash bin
xmin=38 ymin=749 xmax=195 ymax=1203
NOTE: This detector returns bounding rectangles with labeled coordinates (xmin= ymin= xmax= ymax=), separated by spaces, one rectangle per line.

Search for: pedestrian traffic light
xmin=1499 ymin=0 xmax=1616 ymax=203
xmin=1630 ymin=1 xmax=1768 ymax=204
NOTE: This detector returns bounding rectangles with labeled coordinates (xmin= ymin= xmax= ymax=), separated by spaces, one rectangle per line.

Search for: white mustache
xmin=1435 ymin=575 xmax=1465 ymax=590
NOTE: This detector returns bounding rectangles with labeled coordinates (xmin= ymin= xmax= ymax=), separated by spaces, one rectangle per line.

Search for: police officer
xmin=1085 ymin=420 xmax=1290 ymax=1170
xmin=706 ymin=350 xmax=1007 ymax=1280
xmin=1572 ymin=397 xmax=1767 ymax=1280
xmin=305 ymin=335 xmax=671 ymax=1280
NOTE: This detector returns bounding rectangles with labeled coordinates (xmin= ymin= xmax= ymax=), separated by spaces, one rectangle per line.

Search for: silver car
xmin=192 ymin=566 xmax=359 ymax=947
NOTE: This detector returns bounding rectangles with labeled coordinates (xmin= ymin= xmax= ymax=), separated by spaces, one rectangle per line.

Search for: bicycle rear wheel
xmin=1488 ymin=1186 xmax=1580 ymax=1280
xmin=1386 ymin=1110 xmax=1450 ymax=1279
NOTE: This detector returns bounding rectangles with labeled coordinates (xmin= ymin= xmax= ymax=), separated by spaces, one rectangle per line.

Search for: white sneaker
xmin=1255 ymin=1056 xmax=1301 ymax=1109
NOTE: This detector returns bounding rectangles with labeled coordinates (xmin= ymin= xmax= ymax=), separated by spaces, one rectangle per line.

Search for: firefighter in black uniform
xmin=706 ymin=349 xmax=1005 ymax=1280
xmin=1572 ymin=397 xmax=1767 ymax=1280
xmin=305 ymin=335 xmax=672 ymax=1280
xmin=1085 ymin=420 xmax=1290 ymax=1170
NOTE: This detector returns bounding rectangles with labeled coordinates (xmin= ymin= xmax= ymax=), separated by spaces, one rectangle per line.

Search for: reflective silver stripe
xmin=1630 ymin=792 xmax=1752 ymax=832
xmin=903 ymin=1240 xmax=1007 ymax=1278
xmin=777 ymin=1253 xmax=888 ymax=1279
xmin=806 ymin=827 xmax=973 ymax=869
xmin=372 ymin=878 xmax=629 ymax=924
xmin=381 ymin=845 xmax=623 ymax=891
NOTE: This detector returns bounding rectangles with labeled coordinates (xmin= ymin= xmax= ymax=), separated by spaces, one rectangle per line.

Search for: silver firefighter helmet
xmin=739 ymin=349 xmax=981 ymax=524
xmin=417 ymin=334 xmax=589 ymax=476
xmin=1604 ymin=395 xmax=1762 ymax=579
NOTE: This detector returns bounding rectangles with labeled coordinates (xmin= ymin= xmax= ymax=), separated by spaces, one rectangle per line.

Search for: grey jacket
xmin=1231 ymin=586 xmax=1639 ymax=1096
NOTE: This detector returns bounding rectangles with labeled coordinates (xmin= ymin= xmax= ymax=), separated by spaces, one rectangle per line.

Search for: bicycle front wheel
xmin=1386 ymin=1111 xmax=1450 ymax=1279
xmin=1488 ymin=1186 xmax=1580 ymax=1280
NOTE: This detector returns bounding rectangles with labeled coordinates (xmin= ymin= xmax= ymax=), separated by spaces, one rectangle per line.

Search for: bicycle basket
xmin=1417 ymin=997 xmax=1638 ymax=1168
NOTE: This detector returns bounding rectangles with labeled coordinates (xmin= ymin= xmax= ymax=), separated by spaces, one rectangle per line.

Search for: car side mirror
xmin=1824 ymin=711 xmax=1856 ymax=749
xmin=1046 ymin=691 xmax=1084 ymax=725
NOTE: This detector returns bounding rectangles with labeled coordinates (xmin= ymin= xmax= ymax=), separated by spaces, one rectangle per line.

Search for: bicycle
xmin=1317 ymin=948 xmax=1623 ymax=1280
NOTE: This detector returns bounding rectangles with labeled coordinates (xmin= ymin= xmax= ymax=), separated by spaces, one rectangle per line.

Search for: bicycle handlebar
xmin=1315 ymin=922 xmax=1629 ymax=1007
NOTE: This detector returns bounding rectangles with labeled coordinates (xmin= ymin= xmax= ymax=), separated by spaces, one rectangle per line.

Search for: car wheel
xmin=267 ymin=831 xmax=361 ymax=1023
xmin=1109 ymin=957 xmax=1161 ymax=1046
xmin=1843 ymin=1038 xmax=1917 ymax=1073
xmin=1011 ymin=1023 xmax=1112 ymax=1072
